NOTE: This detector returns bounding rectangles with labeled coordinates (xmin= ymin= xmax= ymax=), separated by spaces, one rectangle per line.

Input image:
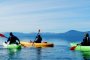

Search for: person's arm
xmin=17 ymin=39 xmax=20 ymax=44
xmin=5 ymin=37 xmax=10 ymax=43
xmin=7 ymin=37 xmax=10 ymax=42
xmin=34 ymin=36 xmax=37 ymax=42
xmin=15 ymin=37 xmax=20 ymax=44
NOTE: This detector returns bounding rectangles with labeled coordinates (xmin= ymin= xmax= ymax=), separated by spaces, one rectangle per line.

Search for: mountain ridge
xmin=0 ymin=30 xmax=89 ymax=42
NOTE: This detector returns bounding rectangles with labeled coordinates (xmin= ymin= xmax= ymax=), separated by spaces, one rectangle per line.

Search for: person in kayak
xmin=34 ymin=35 xmax=42 ymax=43
xmin=6 ymin=32 xmax=20 ymax=44
xmin=34 ymin=29 xmax=42 ymax=43
xmin=81 ymin=33 xmax=90 ymax=46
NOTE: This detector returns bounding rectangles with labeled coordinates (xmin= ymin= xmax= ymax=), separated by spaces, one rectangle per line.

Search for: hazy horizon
xmin=0 ymin=29 xmax=89 ymax=33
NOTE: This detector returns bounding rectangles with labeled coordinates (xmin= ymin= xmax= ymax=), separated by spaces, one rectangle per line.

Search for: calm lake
xmin=0 ymin=38 xmax=89 ymax=60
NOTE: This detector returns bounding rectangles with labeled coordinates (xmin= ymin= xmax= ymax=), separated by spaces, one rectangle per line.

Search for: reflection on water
xmin=36 ymin=48 xmax=42 ymax=60
xmin=0 ymin=45 xmax=85 ymax=60
xmin=7 ymin=49 xmax=21 ymax=60
xmin=81 ymin=51 xmax=90 ymax=60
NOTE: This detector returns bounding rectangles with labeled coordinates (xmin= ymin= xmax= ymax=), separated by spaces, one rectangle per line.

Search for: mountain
xmin=0 ymin=30 xmax=88 ymax=42
xmin=58 ymin=30 xmax=84 ymax=42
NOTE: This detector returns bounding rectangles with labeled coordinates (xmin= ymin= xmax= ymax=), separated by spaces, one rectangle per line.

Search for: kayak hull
xmin=3 ymin=43 xmax=21 ymax=49
xmin=70 ymin=43 xmax=90 ymax=51
xmin=20 ymin=41 xmax=54 ymax=48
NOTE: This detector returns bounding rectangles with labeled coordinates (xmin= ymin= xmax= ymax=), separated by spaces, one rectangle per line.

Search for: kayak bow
xmin=3 ymin=43 xmax=21 ymax=49
xmin=70 ymin=43 xmax=90 ymax=51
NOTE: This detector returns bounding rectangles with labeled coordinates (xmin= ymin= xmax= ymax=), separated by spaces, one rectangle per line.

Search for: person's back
xmin=7 ymin=32 xmax=20 ymax=44
xmin=34 ymin=29 xmax=42 ymax=43
xmin=35 ymin=35 xmax=42 ymax=43
xmin=37 ymin=35 xmax=42 ymax=43
xmin=81 ymin=33 xmax=90 ymax=46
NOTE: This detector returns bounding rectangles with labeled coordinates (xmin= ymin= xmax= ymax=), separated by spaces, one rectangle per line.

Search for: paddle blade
xmin=0 ymin=33 xmax=6 ymax=38
xmin=70 ymin=46 xmax=76 ymax=50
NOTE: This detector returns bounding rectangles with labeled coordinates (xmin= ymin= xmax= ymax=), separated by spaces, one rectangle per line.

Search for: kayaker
xmin=6 ymin=32 xmax=20 ymax=44
xmin=34 ymin=34 xmax=42 ymax=43
xmin=34 ymin=29 xmax=42 ymax=43
xmin=81 ymin=33 xmax=90 ymax=46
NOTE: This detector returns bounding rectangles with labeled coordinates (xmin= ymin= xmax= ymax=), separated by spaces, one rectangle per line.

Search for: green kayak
xmin=70 ymin=43 xmax=90 ymax=51
xmin=3 ymin=43 xmax=21 ymax=49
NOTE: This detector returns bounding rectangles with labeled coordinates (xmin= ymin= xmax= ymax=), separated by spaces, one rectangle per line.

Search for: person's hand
xmin=77 ymin=44 xmax=81 ymax=45
xmin=5 ymin=41 xmax=7 ymax=44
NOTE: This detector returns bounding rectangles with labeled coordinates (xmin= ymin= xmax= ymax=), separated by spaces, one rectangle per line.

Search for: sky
xmin=0 ymin=0 xmax=90 ymax=33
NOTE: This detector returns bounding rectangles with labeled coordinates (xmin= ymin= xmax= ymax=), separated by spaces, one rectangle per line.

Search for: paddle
xmin=70 ymin=44 xmax=80 ymax=50
xmin=0 ymin=33 xmax=9 ymax=44
xmin=70 ymin=46 xmax=77 ymax=50
xmin=0 ymin=33 xmax=22 ymax=45
xmin=0 ymin=33 xmax=7 ymax=38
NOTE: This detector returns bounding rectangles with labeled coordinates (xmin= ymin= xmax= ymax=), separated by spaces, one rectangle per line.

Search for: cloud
xmin=0 ymin=0 xmax=90 ymax=32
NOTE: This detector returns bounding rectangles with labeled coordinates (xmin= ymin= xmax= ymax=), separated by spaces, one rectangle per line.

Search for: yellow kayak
xmin=20 ymin=41 xmax=54 ymax=48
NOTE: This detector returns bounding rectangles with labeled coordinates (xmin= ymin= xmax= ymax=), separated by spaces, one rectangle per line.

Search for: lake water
xmin=0 ymin=38 xmax=89 ymax=60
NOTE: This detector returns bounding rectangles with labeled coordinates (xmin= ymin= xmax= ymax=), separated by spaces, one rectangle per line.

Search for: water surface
xmin=0 ymin=38 xmax=86 ymax=60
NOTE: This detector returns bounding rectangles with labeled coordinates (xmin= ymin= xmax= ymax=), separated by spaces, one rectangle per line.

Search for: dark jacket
xmin=34 ymin=35 xmax=42 ymax=43
xmin=81 ymin=33 xmax=90 ymax=46
xmin=7 ymin=35 xmax=20 ymax=44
